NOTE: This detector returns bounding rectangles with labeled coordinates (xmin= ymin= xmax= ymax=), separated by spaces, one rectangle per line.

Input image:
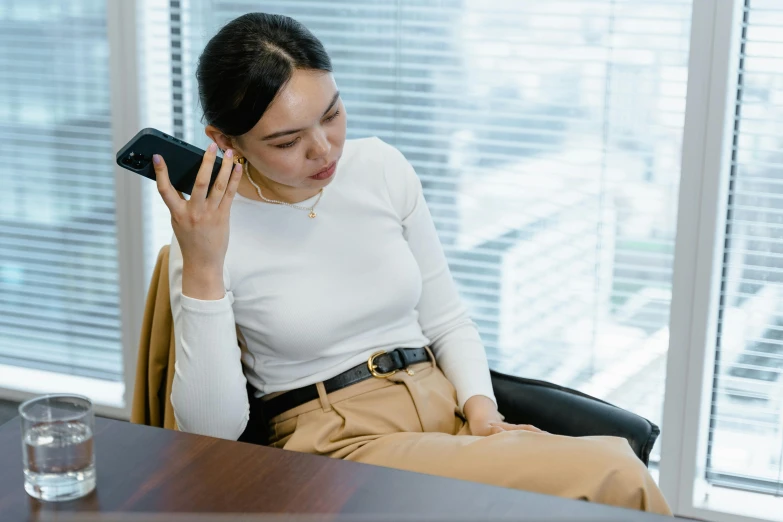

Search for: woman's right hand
xmin=153 ymin=143 xmax=243 ymax=299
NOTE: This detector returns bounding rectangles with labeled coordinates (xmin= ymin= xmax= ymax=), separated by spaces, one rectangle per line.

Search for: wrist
xmin=182 ymin=263 xmax=225 ymax=300
xmin=463 ymin=395 xmax=502 ymax=423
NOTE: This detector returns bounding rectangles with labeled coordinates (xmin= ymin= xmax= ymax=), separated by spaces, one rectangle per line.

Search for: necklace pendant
xmin=309 ymin=211 xmax=317 ymax=219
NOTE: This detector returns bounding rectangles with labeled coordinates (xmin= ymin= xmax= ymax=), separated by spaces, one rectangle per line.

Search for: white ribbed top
xmin=168 ymin=137 xmax=496 ymax=440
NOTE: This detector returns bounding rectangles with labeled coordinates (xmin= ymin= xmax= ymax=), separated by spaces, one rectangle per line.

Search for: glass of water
xmin=19 ymin=394 xmax=96 ymax=501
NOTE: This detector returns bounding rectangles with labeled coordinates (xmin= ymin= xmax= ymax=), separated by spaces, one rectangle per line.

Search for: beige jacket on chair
xmin=131 ymin=245 xmax=177 ymax=430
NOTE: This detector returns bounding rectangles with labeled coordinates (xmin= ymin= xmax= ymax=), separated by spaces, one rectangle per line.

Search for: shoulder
xmin=341 ymin=137 xmax=409 ymax=171
xmin=342 ymin=137 xmax=421 ymax=218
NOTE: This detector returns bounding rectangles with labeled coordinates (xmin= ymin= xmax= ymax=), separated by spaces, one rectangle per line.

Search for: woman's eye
xmin=276 ymin=139 xmax=298 ymax=149
xmin=324 ymin=110 xmax=340 ymax=123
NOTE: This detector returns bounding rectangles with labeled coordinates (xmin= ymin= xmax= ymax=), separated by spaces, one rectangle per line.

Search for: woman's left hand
xmin=486 ymin=421 xmax=547 ymax=435
xmin=463 ymin=395 xmax=547 ymax=436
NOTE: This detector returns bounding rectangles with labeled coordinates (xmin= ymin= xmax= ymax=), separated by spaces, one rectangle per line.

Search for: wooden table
xmin=0 ymin=417 xmax=672 ymax=521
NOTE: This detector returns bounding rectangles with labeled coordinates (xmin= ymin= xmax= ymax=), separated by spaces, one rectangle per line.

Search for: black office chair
xmin=491 ymin=370 xmax=659 ymax=466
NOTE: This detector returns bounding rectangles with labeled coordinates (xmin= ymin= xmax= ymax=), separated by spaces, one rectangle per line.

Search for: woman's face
xmin=224 ymin=69 xmax=346 ymax=195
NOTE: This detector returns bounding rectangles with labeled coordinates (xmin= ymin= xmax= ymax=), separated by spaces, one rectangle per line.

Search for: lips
xmin=309 ymin=161 xmax=337 ymax=181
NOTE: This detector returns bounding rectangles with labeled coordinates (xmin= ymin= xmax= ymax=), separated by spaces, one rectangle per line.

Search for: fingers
xmin=153 ymin=154 xmax=185 ymax=215
xmin=191 ymin=142 xmax=219 ymax=202
xmin=218 ymin=162 xmax=244 ymax=213
xmin=208 ymin=148 xmax=238 ymax=208
xmin=489 ymin=422 xmax=548 ymax=434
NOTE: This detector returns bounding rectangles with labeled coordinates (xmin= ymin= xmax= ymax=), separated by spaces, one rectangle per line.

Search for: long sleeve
xmin=168 ymin=234 xmax=249 ymax=440
xmin=382 ymin=145 xmax=497 ymax=411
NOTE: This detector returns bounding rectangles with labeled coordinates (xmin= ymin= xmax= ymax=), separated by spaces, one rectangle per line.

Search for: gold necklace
xmin=241 ymin=159 xmax=324 ymax=219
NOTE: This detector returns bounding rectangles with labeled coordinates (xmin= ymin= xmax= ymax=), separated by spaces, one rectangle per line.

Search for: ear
xmin=204 ymin=125 xmax=237 ymax=152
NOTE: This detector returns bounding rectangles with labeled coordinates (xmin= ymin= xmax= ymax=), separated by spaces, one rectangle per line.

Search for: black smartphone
xmin=115 ymin=128 xmax=222 ymax=196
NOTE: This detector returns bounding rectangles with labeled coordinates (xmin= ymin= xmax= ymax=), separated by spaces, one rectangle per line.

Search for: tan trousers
xmin=265 ymin=356 xmax=672 ymax=515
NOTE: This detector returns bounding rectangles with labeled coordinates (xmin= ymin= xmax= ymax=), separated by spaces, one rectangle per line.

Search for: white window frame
xmin=0 ymin=0 xmax=144 ymax=420
xmin=660 ymin=0 xmax=783 ymax=521
xmin=108 ymin=0 xmax=146 ymax=420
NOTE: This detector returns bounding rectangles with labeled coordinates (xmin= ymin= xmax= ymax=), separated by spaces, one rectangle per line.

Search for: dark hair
xmin=196 ymin=13 xmax=332 ymax=136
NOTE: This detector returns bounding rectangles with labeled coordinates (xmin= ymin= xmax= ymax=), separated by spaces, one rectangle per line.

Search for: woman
xmin=154 ymin=12 xmax=670 ymax=515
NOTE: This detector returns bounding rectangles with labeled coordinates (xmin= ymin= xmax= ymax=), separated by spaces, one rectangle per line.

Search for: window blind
xmin=0 ymin=1 xmax=123 ymax=380
xmin=146 ymin=0 xmax=693 ymax=459
xmin=708 ymin=0 xmax=783 ymax=496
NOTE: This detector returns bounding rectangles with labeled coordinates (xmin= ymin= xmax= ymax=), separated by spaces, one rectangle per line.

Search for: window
xmin=708 ymin=0 xmax=783 ymax=497
xmin=0 ymin=2 xmax=124 ymax=394
xmin=5 ymin=1 xmax=779 ymax=518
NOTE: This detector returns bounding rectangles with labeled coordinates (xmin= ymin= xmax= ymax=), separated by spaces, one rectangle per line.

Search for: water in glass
xmin=19 ymin=395 xmax=96 ymax=501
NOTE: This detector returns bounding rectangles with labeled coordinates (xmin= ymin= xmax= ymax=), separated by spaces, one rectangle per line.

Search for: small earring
xmin=234 ymin=156 xmax=246 ymax=165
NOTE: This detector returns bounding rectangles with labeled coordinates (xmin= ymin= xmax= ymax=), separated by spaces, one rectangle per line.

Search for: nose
xmin=307 ymin=129 xmax=330 ymax=161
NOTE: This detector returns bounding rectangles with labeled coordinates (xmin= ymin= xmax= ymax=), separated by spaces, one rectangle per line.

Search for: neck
xmin=246 ymin=163 xmax=321 ymax=204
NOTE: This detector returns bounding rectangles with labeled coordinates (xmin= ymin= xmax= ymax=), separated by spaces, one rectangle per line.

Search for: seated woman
xmin=153 ymin=12 xmax=670 ymax=515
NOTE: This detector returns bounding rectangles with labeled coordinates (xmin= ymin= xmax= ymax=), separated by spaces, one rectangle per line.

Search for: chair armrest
xmin=490 ymin=370 xmax=659 ymax=466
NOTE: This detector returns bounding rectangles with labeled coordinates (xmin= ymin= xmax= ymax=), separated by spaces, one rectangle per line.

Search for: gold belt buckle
xmin=368 ymin=351 xmax=399 ymax=378
xmin=368 ymin=350 xmax=416 ymax=378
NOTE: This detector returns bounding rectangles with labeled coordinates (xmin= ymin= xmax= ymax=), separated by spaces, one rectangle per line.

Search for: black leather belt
xmin=258 ymin=347 xmax=431 ymax=420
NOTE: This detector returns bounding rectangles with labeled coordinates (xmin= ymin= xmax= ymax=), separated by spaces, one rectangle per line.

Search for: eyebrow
xmin=261 ymin=91 xmax=341 ymax=141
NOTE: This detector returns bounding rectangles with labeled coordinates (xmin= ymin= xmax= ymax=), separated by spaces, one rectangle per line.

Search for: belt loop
xmin=315 ymin=381 xmax=333 ymax=413
xmin=423 ymin=345 xmax=437 ymax=369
